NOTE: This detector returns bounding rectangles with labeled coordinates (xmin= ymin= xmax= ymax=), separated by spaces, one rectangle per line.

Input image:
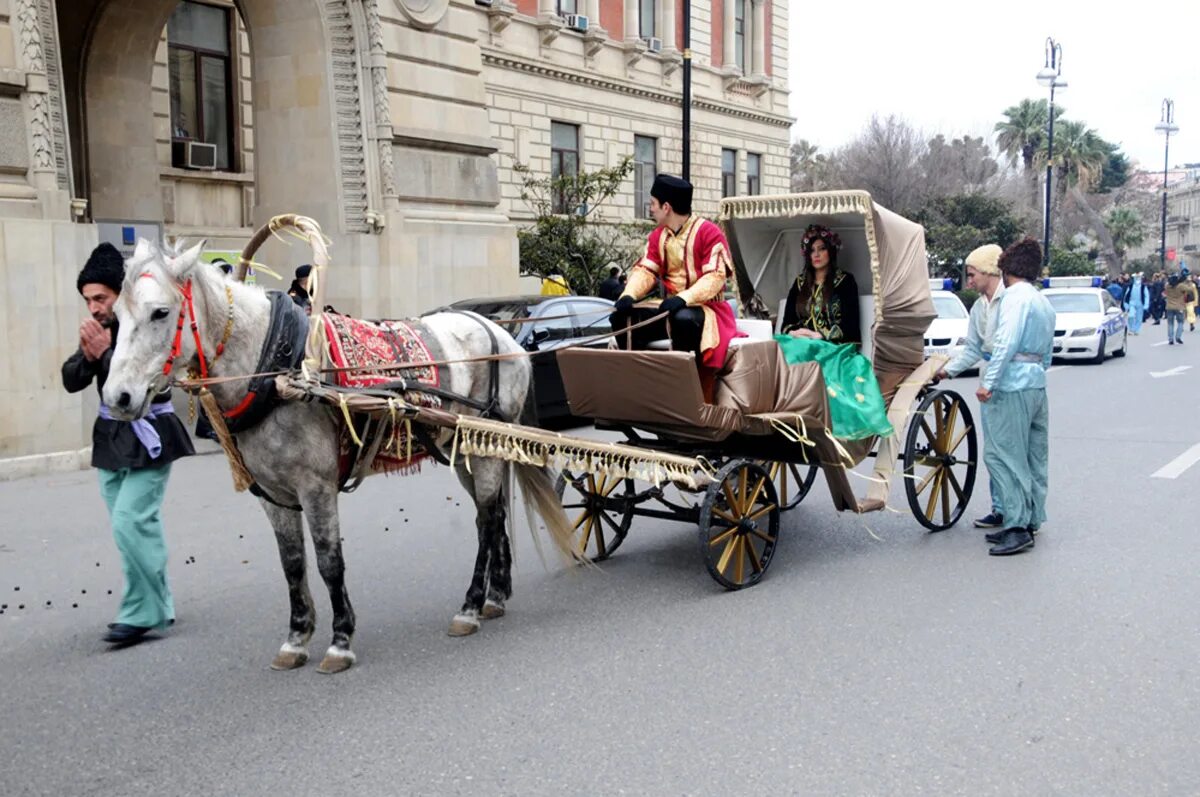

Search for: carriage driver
xmin=609 ymin=174 xmax=741 ymax=396
xmin=62 ymin=243 xmax=194 ymax=646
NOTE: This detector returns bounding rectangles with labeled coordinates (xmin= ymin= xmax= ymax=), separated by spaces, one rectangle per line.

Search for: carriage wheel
xmin=762 ymin=461 xmax=818 ymax=512
xmin=902 ymin=389 xmax=978 ymax=531
xmin=699 ymin=460 xmax=780 ymax=590
xmin=556 ymin=470 xmax=635 ymax=561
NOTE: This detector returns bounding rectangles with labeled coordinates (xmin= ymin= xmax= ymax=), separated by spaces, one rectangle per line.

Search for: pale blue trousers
xmin=98 ymin=465 xmax=175 ymax=629
xmin=980 ymin=389 xmax=1048 ymax=530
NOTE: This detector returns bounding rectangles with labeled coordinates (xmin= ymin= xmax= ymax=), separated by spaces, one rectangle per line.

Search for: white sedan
xmin=1044 ymin=287 xmax=1128 ymax=363
xmin=924 ymin=290 xmax=970 ymax=361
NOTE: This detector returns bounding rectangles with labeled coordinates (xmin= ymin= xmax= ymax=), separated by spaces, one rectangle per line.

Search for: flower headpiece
xmin=801 ymin=224 xmax=841 ymax=253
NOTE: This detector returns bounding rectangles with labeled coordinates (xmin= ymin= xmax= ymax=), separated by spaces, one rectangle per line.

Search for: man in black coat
xmin=62 ymin=243 xmax=194 ymax=646
xmin=597 ymin=266 xmax=622 ymax=301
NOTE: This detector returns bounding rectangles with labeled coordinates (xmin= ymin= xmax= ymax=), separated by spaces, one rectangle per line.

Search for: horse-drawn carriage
xmin=103 ymin=191 xmax=976 ymax=672
xmin=549 ymin=190 xmax=979 ymax=589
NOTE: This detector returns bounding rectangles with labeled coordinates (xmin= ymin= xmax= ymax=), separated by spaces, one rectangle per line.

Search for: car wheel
xmin=1112 ymin=329 xmax=1128 ymax=357
xmin=1091 ymin=332 xmax=1107 ymax=364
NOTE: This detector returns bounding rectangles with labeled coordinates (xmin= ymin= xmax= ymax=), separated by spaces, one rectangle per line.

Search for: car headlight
xmin=1069 ymin=327 xmax=1096 ymax=337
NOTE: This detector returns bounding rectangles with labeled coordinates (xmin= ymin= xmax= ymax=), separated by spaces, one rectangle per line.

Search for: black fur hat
xmin=650 ymin=174 xmax=693 ymax=216
xmin=77 ymin=243 xmax=125 ymax=295
xmin=998 ymin=237 xmax=1043 ymax=282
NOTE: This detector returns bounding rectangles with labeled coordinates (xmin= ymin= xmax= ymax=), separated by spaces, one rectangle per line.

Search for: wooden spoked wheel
xmin=902 ymin=389 xmax=978 ymax=531
xmin=556 ymin=470 xmax=635 ymax=561
xmin=698 ymin=460 xmax=780 ymax=590
xmin=763 ymin=461 xmax=818 ymax=511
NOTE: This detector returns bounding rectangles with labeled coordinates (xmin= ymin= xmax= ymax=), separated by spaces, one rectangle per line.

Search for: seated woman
xmin=775 ymin=225 xmax=888 ymax=441
xmin=780 ymin=225 xmax=860 ymax=346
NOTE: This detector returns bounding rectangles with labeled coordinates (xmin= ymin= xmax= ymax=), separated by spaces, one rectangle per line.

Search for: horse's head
xmin=103 ymin=238 xmax=206 ymax=420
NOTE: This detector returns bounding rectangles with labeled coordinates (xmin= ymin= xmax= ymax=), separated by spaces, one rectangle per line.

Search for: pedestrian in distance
xmin=540 ymin=265 xmax=571 ymax=296
xmin=1162 ymin=273 xmax=1195 ymax=345
xmin=935 ymin=244 xmax=1005 ymax=530
xmin=976 ymin=237 xmax=1055 ymax=556
xmin=61 ymin=243 xmax=194 ymax=645
xmin=598 ymin=266 xmax=622 ymax=301
xmin=288 ymin=264 xmax=313 ymax=315
xmin=1124 ymin=273 xmax=1149 ymax=335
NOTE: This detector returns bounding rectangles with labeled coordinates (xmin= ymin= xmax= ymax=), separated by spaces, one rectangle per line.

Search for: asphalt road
xmin=2 ymin=327 xmax=1199 ymax=796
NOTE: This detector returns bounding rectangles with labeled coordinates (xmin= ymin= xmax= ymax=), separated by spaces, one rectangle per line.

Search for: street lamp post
xmin=1036 ymin=38 xmax=1067 ymax=268
xmin=1155 ymin=99 xmax=1179 ymax=269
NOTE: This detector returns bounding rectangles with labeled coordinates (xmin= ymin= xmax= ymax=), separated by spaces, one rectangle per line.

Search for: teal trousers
xmin=98 ymin=465 xmax=175 ymax=629
xmin=980 ymin=389 xmax=1048 ymax=530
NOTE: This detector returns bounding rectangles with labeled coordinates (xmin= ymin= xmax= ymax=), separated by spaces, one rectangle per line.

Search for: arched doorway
xmin=62 ymin=0 xmax=364 ymax=238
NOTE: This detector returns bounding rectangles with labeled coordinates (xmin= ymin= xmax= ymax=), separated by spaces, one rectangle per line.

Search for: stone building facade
xmin=0 ymin=0 xmax=790 ymax=475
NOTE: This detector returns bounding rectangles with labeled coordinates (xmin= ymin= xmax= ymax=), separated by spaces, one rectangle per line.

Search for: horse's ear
xmin=132 ymin=238 xmax=153 ymax=263
xmin=165 ymin=239 xmax=206 ymax=281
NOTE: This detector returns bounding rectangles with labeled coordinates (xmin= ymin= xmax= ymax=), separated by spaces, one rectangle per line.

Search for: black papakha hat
xmin=77 ymin=243 xmax=125 ymax=295
xmin=650 ymin=174 xmax=693 ymax=215
xmin=295 ymin=264 xmax=313 ymax=279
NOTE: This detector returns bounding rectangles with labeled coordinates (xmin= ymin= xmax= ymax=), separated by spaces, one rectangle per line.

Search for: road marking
xmin=1150 ymin=365 xmax=1192 ymax=378
xmin=1153 ymin=341 xmax=1172 ymax=347
xmin=1046 ymin=366 xmax=1066 ymax=374
xmin=1152 ymin=442 xmax=1200 ymax=479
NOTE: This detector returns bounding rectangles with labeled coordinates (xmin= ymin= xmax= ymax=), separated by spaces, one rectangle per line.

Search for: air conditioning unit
xmin=172 ymin=140 xmax=218 ymax=171
xmin=564 ymin=13 xmax=588 ymax=32
xmin=645 ymin=37 xmax=663 ymax=53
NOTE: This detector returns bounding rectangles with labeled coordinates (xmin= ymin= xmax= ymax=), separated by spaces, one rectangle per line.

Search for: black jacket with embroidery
xmin=781 ymin=269 xmax=861 ymax=345
xmin=61 ymin=321 xmax=194 ymax=471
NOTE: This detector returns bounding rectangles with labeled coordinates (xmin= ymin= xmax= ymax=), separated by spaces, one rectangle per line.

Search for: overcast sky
xmin=787 ymin=0 xmax=1199 ymax=173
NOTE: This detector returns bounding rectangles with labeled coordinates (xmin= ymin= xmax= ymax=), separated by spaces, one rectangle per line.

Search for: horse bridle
xmin=154 ymin=276 xmax=235 ymax=393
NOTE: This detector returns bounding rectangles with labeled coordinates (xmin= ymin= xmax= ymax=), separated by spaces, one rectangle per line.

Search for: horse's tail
xmin=513 ymin=463 xmax=579 ymax=565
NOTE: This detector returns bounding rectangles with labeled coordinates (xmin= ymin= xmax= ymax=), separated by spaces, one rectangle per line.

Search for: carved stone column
xmin=364 ymin=0 xmax=398 ymax=211
xmin=723 ymin=0 xmax=737 ymax=72
xmin=659 ymin=0 xmax=675 ymax=50
xmin=750 ymin=0 xmax=766 ymax=78
xmin=15 ymin=0 xmax=56 ymax=190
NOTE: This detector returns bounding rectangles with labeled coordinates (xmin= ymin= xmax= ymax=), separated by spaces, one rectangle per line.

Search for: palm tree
xmin=789 ymin=139 xmax=827 ymax=191
xmin=1043 ymin=119 xmax=1108 ymax=193
xmin=994 ymin=98 xmax=1060 ymax=209
xmin=1106 ymin=206 xmax=1146 ymax=260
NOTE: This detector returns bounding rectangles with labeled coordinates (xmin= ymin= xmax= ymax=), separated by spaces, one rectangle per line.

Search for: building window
xmin=639 ymin=0 xmax=656 ymax=39
xmin=551 ymin=122 xmax=580 ymax=214
xmin=167 ymin=1 xmax=234 ymax=171
xmin=556 ymin=0 xmax=578 ymax=14
xmin=746 ymin=152 xmax=761 ymax=195
xmin=721 ymin=148 xmax=737 ymax=198
xmin=634 ymin=135 xmax=657 ymax=219
xmin=734 ymin=0 xmax=747 ymax=73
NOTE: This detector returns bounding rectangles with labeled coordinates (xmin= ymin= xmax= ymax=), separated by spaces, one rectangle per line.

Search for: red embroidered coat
xmin=620 ymin=215 xmax=739 ymax=368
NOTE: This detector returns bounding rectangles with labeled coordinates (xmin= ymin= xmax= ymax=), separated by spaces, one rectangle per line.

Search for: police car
xmin=924 ymin=279 xmax=970 ymax=361
xmin=1042 ymin=276 xmax=1128 ymax=363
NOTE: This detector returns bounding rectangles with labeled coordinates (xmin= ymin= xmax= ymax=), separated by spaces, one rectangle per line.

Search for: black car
xmin=447 ymin=294 xmax=615 ymax=424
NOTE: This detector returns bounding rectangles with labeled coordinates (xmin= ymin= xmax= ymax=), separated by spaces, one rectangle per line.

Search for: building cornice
xmin=481 ymin=51 xmax=792 ymax=129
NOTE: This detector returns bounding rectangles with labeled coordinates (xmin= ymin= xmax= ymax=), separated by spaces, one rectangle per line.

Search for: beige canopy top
xmin=718 ymin=190 xmax=935 ymax=374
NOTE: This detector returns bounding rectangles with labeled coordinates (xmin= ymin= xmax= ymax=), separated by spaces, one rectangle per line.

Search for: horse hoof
xmin=447 ymin=613 xmax=480 ymax=637
xmin=481 ymin=600 xmax=506 ymax=620
xmin=269 ymin=644 xmax=309 ymax=671
xmin=315 ymin=646 xmax=356 ymax=674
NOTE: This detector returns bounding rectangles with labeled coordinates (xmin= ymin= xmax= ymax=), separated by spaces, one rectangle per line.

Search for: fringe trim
xmin=197 ymin=388 xmax=255 ymax=492
xmin=452 ymin=417 xmax=707 ymax=490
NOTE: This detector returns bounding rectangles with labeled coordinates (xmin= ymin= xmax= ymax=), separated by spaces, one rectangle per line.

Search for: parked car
xmin=924 ymin=290 xmax=970 ymax=362
xmin=446 ymin=294 xmax=614 ymax=423
xmin=1044 ymin=287 xmax=1127 ymax=363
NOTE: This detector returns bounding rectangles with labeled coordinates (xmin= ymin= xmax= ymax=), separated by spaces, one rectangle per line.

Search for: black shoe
xmin=1177 ymin=339 xmax=1184 ymax=345
xmin=974 ymin=512 xmax=1004 ymax=529
xmin=103 ymin=624 xmax=152 ymax=644
xmin=985 ymin=529 xmax=1005 ymax=544
xmin=989 ymin=528 xmax=1034 ymax=556
xmin=1169 ymin=341 xmax=1175 ymax=345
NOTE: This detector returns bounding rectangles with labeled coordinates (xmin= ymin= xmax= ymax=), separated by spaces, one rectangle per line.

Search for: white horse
xmin=102 ymin=239 xmax=574 ymax=673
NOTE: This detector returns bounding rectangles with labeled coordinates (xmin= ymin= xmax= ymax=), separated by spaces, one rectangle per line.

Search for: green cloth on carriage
xmin=773 ymin=335 xmax=893 ymax=441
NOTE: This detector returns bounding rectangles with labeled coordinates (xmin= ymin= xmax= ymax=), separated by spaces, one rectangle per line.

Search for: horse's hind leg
xmin=482 ymin=502 xmax=512 ymax=620
xmin=304 ymin=491 xmax=357 ymax=673
xmin=263 ymin=503 xmax=316 ymax=670
xmin=449 ymin=459 xmax=505 ymax=636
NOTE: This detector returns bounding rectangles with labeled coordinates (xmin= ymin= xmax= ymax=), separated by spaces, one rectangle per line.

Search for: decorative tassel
xmin=198 ymin=388 xmax=254 ymax=492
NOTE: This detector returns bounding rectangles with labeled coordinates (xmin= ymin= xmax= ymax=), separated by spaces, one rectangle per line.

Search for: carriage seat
xmin=775 ymin=296 xmax=875 ymax=359
xmin=643 ymin=316 xmax=773 ymax=352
